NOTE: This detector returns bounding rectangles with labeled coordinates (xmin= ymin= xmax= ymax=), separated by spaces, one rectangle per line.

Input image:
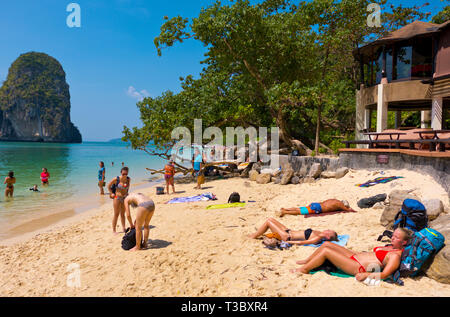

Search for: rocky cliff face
xmin=0 ymin=52 xmax=82 ymax=143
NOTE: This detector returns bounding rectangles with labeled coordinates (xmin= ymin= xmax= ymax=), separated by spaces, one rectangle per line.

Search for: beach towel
xmin=309 ymin=260 xmax=353 ymax=278
xmin=304 ymin=210 xmax=355 ymax=218
xmin=310 ymin=269 xmax=353 ymax=278
xmin=166 ymin=192 xmax=216 ymax=204
xmin=206 ymin=202 xmax=246 ymax=210
xmin=357 ymin=176 xmax=404 ymax=188
xmin=303 ymin=235 xmax=349 ymax=247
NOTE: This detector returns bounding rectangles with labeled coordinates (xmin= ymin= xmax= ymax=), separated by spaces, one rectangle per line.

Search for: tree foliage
xmin=124 ymin=0 xmax=435 ymax=157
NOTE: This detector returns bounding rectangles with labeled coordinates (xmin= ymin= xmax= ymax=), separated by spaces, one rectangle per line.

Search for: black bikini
xmin=304 ymin=228 xmax=313 ymax=240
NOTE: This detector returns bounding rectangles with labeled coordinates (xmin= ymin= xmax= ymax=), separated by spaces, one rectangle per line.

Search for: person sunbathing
xmin=248 ymin=217 xmax=338 ymax=245
xmin=279 ymin=199 xmax=356 ymax=217
xmin=291 ymin=228 xmax=411 ymax=282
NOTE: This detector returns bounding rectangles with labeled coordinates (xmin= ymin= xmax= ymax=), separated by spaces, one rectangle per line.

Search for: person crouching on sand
xmin=4 ymin=171 xmax=16 ymax=197
xmin=124 ymin=192 xmax=155 ymax=251
xmin=291 ymin=228 xmax=411 ymax=282
xmin=248 ymin=217 xmax=338 ymax=245
xmin=279 ymin=199 xmax=356 ymax=217
xmin=164 ymin=159 xmax=176 ymax=194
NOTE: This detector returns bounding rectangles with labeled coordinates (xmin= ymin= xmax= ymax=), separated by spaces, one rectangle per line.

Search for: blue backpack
xmin=377 ymin=199 xmax=428 ymax=242
xmin=393 ymin=199 xmax=428 ymax=232
xmin=388 ymin=228 xmax=445 ymax=286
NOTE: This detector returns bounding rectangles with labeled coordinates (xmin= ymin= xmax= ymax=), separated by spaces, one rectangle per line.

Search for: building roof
xmin=354 ymin=20 xmax=448 ymax=60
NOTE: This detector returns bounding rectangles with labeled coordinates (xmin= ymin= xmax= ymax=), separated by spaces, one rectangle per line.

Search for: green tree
xmin=124 ymin=0 xmax=432 ymax=158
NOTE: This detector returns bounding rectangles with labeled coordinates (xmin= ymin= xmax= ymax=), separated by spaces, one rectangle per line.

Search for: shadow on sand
xmin=146 ymin=239 xmax=172 ymax=249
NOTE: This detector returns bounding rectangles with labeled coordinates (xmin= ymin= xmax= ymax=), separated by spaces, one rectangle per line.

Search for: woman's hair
xmin=8 ymin=171 xmax=14 ymax=178
xmin=329 ymin=231 xmax=338 ymax=241
xmin=100 ymin=161 xmax=104 ymax=167
xmin=397 ymin=227 xmax=413 ymax=242
xmin=43 ymin=168 xmax=48 ymax=172
xmin=130 ymin=201 xmax=138 ymax=208
xmin=121 ymin=167 xmax=129 ymax=173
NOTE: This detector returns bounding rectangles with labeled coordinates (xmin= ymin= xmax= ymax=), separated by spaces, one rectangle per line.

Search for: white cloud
xmin=127 ymin=86 xmax=150 ymax=101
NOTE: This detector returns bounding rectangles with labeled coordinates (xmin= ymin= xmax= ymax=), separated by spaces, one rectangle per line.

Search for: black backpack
xmin=111 ymin=176 xmax=129 ymax=195
xmin=228 ymin=192 xmax=240 ymax=203
xmin=121 ymin=227 xmax=142 ymax=250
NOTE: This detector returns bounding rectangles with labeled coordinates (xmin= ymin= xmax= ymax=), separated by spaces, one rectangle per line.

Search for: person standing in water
xmin=41 ymin=168 xmax=50 ymax=186
xmin=98 ymin=161 xmax=106 ymax=195
xmin=4 ymin=171 xmax=16 ymax=197
xmin=124 ymin=192 xmax=155 ymax=251
xmin=108 ymin=167 xmax=131 ymax=234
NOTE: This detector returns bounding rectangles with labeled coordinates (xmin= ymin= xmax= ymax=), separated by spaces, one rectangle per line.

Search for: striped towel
xmin=357 ymin=176 xmax=404 ymax=188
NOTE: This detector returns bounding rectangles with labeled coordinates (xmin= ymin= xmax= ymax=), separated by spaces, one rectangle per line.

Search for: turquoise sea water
xmin=0 ymin=141 xmax=165 ymax=239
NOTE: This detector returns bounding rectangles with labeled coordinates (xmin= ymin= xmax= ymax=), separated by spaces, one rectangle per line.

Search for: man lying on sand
xmin=124 ymin=192 xmax=155 ymax=251
xmin=248 ymin=217 xmax=338 ymax=245
xmin=291 ymin=228 xmax=411 ymax=283
xmin=279 ymin=199 xmax=356 ymax=217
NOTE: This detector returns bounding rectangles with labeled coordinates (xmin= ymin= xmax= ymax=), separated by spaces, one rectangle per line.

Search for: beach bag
xmin=228 ymin=192 xmax=240 ymax=203
xmin=121 ymin=227 xmax=141 ymax=250
xmin=156 ymin=186 xmax=165 ymax=195
xmin=377 ymin=199 xmax=428 ymax=241
xmin=387 ymin=228 xmax=445 ymax=286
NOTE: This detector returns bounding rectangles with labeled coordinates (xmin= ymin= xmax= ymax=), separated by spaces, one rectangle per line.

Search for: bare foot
xmin=278 ymin=209 xmax=286 ymax=217
xmin=130 ymin=246 xmax=141 ymax=252
xmin=247 ymin=233 xmax=257 ymax=239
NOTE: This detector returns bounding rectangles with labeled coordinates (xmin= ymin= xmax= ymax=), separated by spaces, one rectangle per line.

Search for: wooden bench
xmin=343 ymin=138 xmax=450 ymax=152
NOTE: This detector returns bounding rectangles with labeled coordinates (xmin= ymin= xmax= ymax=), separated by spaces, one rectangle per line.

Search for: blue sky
xmin=0 ymin=0 xmax=447 ymax=141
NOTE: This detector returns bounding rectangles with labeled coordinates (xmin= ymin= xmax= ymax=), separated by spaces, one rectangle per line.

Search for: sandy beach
xmin=0 ymin=168 xmax=449 ymax=297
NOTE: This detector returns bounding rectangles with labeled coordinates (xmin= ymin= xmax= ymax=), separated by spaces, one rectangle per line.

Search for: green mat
xmin=310 ymin=269 xmax=353 ymax=278
xmin=206 ymin=202 xmax=246 ymax=210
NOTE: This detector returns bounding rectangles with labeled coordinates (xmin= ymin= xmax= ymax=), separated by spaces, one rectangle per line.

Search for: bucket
xmin=156 ymin=186 xmax=165 ymax=195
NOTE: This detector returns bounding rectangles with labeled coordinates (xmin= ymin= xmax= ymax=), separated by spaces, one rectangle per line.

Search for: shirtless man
xmin=279 ymin=199 xmax=356 ymax=217
xmin=123 ymin=192 xmax=155 ymax=251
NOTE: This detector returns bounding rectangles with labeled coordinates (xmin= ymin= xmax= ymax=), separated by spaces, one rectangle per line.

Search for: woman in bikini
xmin=292 ymin=228 xmax=411 ymax=282
xmin=248 ymin=217 xmax=338 ymax=245
xmin=4 ymin=171 xmax=16 ymax=197
xmin=108 ymin=167 xmax=131 ymax=234
xmin=164 ymin=160 xmax=176 ymax=194
xmin=124 ymin=192 xmax=155 ymax=251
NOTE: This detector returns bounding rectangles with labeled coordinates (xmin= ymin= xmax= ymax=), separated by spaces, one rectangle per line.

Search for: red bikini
xmin=350 ymin=247 xmax=403 ymax=273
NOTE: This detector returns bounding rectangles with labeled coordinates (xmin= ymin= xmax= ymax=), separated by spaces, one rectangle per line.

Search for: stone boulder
xmin=321 ymin=171 xmax=336 ymax=178
xmin=426 ymin=214 xmax=450 ymax=284
xmin=256 ymin=173 xmax=272 ymax=184
xmin=249 ymin=170 xmax=259 ymax=182
xmin=308 ymin=163 xmax=322 ymax=179
xmin=280 ymin=170 xmax=294 ymax=185
xmin=251 ymin=162 xmax=262 ymax=173
xmin=290 ymin=176 xmax=301 ymax=184
xmin=280 ymin=161 xmax=294 ymax=185
xmin=335 ymin=167 xmax=349 ymax=179
xmin=423 ymin=199 xmax=444 ymax=221
xmin=380 ymin=190 xmax=418 ymax=228
xmin=297 ymin=165 xmax=308 ymax=178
